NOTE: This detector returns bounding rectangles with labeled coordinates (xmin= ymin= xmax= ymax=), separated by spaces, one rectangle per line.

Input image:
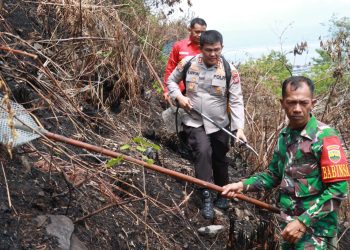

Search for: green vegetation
xmin=240 ymin=50 xmax=292 ymax=96
xmin=306 ymin=16 xmax=350 ymax=95
xmin=240 ymin=15 xmax=349 ymax=97
xmin=106 ymin=156 xmax=124 ymax=168
xmin=106 ymin=137 xmax=161 ymax=168
xmin=152 ymin=81 xmax=163 ymax=94
xmin=132 ymin=136 xmax=161 ymax=151
xmin=306 ymin=49 xmax=333 ymax=95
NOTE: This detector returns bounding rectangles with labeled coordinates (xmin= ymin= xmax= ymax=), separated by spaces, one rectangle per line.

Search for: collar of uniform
xmin=196 ymin=54 xmax=222 ymax=69
xmin=282 ymin=114 xmax=317 ymax=141
xmin=300 ymin=114 xmax=317 ymax=140
xmin=217 ymin=57 xmax=224 ymax=68
xmin=187 ymin=38 xmax=193 ymax=46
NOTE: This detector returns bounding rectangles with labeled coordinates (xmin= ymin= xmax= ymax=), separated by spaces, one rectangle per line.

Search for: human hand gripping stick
xmin=221 ymin=181 xmax=244 ymax=198
xmin=176 ymin=94 xmax=193 ymax=112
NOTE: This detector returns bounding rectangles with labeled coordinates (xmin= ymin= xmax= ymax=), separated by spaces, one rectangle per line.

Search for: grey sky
xmin=172 ymin=0 xmax=350 ymax=65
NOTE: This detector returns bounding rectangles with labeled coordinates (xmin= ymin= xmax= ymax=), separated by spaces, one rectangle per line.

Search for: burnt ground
xmin=1 ymin=100 xmax=347 ymax=250
xmin=0 ymin=120 xmax=276 ymax=250
xmin=0 ymin=1 xmax=278 ymax=249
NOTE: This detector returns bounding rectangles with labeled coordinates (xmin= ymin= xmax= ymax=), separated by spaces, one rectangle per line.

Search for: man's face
xmin=189 ymin=24 xmax=206 ymax=45
xmin=201 ymin=42 xmax=223 ymax=67
xmin=280 ymin=81 xmax=316 ymax=129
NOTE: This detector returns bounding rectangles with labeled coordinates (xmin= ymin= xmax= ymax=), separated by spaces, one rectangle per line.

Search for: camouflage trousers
xmin=280 ymin=233 xmax=338 ymax=250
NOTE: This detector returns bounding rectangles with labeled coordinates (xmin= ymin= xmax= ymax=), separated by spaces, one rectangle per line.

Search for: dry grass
xmin=0 ymin=0 xmax=192 ymax=248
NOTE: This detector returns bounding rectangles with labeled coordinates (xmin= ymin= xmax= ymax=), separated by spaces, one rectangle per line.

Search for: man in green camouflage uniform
xmin=222 ymin=76 xmax=349 ymax=249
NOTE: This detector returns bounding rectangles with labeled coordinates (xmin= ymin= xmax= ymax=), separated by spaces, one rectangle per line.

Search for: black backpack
xmin=181 ymin=55 xmax=232 ymax=94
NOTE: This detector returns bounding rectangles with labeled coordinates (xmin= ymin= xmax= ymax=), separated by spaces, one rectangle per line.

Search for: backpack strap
xmin=221 ymin=56 xmax=232 ymax=90
xmin=181 ymin=56 xmax=196 ymax=95
xmin=220 ymin=56 xmax=232 ymax=126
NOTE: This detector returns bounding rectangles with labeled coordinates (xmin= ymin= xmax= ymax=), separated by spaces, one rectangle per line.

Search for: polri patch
xmin=231 ymin=70 xmax=240 ymax=84
xmin=321 ymin=136 xmax=350 ymax=183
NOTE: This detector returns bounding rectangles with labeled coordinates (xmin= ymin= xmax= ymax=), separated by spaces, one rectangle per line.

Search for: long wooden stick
xmin=42 ymin=130 xmax=280 ymax=214
xmin=7 ymin=103 xmax=280 ymax=213
xmin=140 ymin=49 xmax=164 ymax=92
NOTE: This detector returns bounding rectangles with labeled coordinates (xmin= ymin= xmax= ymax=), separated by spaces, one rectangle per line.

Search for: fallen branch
xmin=0 ymin=45 xmax=38 ymax=59
xmin=1 ymin=161 xmax=12 ymax=210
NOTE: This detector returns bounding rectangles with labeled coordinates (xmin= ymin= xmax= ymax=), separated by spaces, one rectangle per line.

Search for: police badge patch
xmin=231 ymin=70 xmax=240 ymax=84
xmin=327 ymin=145 xmax=341 ymax=163
xmin=214 ymin=86 xmax=222 ymax=95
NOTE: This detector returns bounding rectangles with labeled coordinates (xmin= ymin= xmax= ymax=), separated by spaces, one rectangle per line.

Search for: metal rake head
xmin=0 ymin=96 xmax=41 ymax=147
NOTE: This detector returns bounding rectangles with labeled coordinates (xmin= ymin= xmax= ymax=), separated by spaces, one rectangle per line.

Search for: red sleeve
xmin=163 ymin=42 xmax=180 ymax=93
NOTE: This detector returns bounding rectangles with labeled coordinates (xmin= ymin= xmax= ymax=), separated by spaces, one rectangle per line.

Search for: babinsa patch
xmin=320 ymin=136 xmax=350 ymax=183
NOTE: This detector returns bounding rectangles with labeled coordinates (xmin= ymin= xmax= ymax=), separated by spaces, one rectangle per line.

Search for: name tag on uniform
xmin=321 ymin=136 xmax=350 ymax=183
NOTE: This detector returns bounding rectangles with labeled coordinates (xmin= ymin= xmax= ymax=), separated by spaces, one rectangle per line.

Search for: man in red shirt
xmin=163 ymin=18 xmax=207 ymax=101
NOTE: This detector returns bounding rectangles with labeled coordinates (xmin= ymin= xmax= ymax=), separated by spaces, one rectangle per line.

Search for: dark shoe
xmin=214 ymin=196 xmax=229 ymax=210
xmin=201 ymin=189 xmax=215 ymax=220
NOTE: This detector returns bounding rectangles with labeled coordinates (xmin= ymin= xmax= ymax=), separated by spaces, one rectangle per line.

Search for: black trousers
xmin=183 ymin=125 xmax=230 ymax=187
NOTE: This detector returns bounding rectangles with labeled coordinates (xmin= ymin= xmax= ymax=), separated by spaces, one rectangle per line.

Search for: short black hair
xmin=199 ymin=30 xmax=223 ymax=48
xmin=190 ymin=18 xmax=207 ymax=28
xmin=281 ymin=76 xmax=315 ymax=97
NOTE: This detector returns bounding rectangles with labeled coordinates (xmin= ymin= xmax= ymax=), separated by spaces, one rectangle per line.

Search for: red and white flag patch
xmin=321 ymin=136 xmax=350 ymax=183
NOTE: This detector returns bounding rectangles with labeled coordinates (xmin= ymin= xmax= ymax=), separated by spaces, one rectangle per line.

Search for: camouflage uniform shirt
xmin=243 ymin=115 xmax=348 ymax=237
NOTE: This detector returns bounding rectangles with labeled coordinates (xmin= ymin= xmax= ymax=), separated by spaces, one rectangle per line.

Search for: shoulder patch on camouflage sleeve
xmin=321 ymin=136 xmax=350 ymax=183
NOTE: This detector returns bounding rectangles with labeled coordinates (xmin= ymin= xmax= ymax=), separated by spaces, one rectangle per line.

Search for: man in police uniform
xmin=167 ymin=30 xmax=247 ymax=219
xmin=222 ymin=76 xmax=349 ymax=249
